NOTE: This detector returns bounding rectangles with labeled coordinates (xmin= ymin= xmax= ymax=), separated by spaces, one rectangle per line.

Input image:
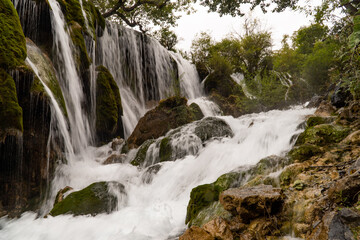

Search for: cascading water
xmin=0 ymin=106 xmax=314 ymax=239
xmin=48 ymin=0 xmax=92 ymax=151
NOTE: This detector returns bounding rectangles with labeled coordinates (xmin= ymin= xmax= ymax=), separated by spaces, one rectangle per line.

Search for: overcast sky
xmin=174 ymin=1 xmax=322 ymax=52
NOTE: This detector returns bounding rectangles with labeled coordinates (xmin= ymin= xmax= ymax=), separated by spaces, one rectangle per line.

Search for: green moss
xmin=57 ymin=0 xmax=85 ymax=29
xmin=296 ymin=124 xmax=350 ymax=146
xmin=190 ymin=201 xmax=231 ymax=227
xmin=50 ymin=182 xmax=119 ymax=216
xmin=293 ymin=180 xmax=305 ymax=190
xmin=0 ymin=69 xmax=23 ymax=132
xmin=96 ymin=65 xmax=123 ymax=143
xmin=185 ymin=183 xmax=224 ymax=225
xmin=189 ymin=102 xmax=204 ymax=120
xmin=70 ymin=22 xmax=91 ymax=71
xmin=0 ymin=0 xmax=27 ymax=70
xmin=30 ymin=75 xmax=45 ymax=94
xmin=306 ymin=116 xmax=327 ymax=128
xmin=83 ymin=0 xmax=105 ymax=33
xmin=279 ymin=165 xmax=303 ymax=187
xmin=288 ymin=144 xmax=322 ymax=162
xmin=159 ymin=137 xmax=172 ymax=162
xmin=131 ymin=140 xmax=155 ymax=166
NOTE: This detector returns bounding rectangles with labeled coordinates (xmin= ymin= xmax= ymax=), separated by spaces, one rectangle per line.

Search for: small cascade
xmin=189 ymin=97 xmax=223 ymax=116
xmin=231 ymin=72 xmax=256 ymax=99
xmin=170 ymin=52 xmax=203 ymax=99
xmin=48 ymin=0 xmax=92 ymax=151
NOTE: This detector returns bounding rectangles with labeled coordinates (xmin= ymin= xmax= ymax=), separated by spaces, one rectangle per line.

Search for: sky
xmin=174 ymin=1 xmax=322 ymax=52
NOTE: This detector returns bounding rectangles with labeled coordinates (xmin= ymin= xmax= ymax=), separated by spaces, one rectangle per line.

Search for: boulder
xmin=219 ymin=185 xmax=284 ymax=222
xmin=179 ymin=226 xmax=214 ymax=240
xmin=314 ymin=101 xmax=336 ymax=117
xmin=203 ymin=217 xmax=233 ymax=240
xmin=295 ymin=124 xmax=350 ymax=147
xmin=50 ymin=181 xmax=125 ymax=216
xmin=127 ymin=96 xmax=203 ymax=148
xmin=309 ymin=208 xmax=360 ymax=240
xmin=95 ymin=65 xmax=124 ymax=144
xmin=331 ymin=83 xmax=352 ymax=108
xmin=288 ymin=144 xmax=322 ymax=162
xmin=103 ymin=154 xmax=126 ymax=165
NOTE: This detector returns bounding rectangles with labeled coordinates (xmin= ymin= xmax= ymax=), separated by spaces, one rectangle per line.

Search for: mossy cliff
xmin=0 ymin=0 xmax=27 ymax=70
xmin=96 ymin=65 xmax=124 ymax=144
xmin=0 ymin=69 xmax=23 ymax=133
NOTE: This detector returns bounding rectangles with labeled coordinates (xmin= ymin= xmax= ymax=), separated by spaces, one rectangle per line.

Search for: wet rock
xmin=341 ymin=130 xmax=360 ymax=145
xmin=111 ymin=138 xmax=125 ymax=151
xmin=331 ymin=83 xmax=352 ymax=108
xmin=309 ymin=208 xmax=360 ymax=240
xmin=130 ymin=139 xmax=155 ymax=167
xmin=103 ymin=153 xmax=126 ymax=165
xmin=288 ymin=144 xmax=322 ymax=162
xmin=141 ymin=163 xmax=163 ymax=184
xmin=179 ymin=226 xmax=214 ymax=240
xmin=328 ymin=171 xmax=360 ymax=205
xmin=190 ymin=201 xmax=232 ymax=228
xmin=127 ymin=96 xmax=203 ymax=148
xmin=295 ymin=124 xmax=350 ymax=147
xmin=50 ymin=181 xmax=125 ymax=216
xmin=95 ymin=66 xmax=124 ymax=144
xmin=54 ymin=186 xmax=73 ymax=205
xmin=315 ymin=101 xmax=336 ymax=117
xmin=194 ymin=117 xmax=234 ymax=142
xmin=220 ymin=185 xmax=284 ymax=222
xmin=307 ymin=95 xmax=324 ymax=108
xmin=203 ymin=217 xmax=233 ymax=240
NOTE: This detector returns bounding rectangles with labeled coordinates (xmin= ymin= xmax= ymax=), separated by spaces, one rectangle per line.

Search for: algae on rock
xmin=0 ymin=69 xmax=23 ymax=132
xmin=0 ymin=0 xmax=27 ymax=70
xmin=50 ymin=181 xmax=125 ymax=216
xmin=95 ymin=65 xmax=124 ymax=144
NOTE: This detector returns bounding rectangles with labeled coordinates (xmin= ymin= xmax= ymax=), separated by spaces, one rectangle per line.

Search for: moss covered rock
xmin=296 ymin=124 xmax=350 ymax=146
xmin=0 ymin=69 xmax=23 ymax=132
xmin=26 ymin=39 xmax=67 ymax=115
xmin=96 ymin=65 xmax=124 ymax=144
xmin=189 ymin=102 xmax=204 ymax=120
xmin=306 ymin=116 xmax=334 ymax=128
xmin=127 ymin=96 xmax=203 ymax=148
xmin=50 ymin=181 xmax=124 ymax=216
xmin=194 ymin=117 xmax=234 ymax=142
xmin=131 ymin=139 xmax=155 ymax=166
xmin=0 ymin=0 xmax=27 ymax=70
xmin=288 ymin=144 xmax=322 ymax=162
xmin=70 ymin=22 xmax=91 ymax=71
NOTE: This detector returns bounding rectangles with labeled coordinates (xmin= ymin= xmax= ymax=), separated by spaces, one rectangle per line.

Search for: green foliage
xmin=302 ymin=40 xmax=339 ymax=93
xmin=0 ymin=0 xmax=27 ymax=70
xmin=293 ymin=23 xmax=328 ymax=55
xmin=153 ymin=26 xmax=178 ymax=51
xmin=0 ymin=69 xmax=23 ymax=132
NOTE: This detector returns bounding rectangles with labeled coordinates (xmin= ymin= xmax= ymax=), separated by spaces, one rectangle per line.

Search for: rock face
xmin=95 ymin=65 xmax=124 ymax=144
xmin=127 ymin=96 xmax=204 ymax=148
xmin=220 ymin=185 xmax=283 ymax=221
xmin=50 ymin=181 xmax=125 ymax=216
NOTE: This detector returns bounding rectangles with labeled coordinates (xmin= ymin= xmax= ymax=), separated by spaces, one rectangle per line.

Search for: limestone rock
xmin=179 ymin=226 xmax=214 ymax=240
xmin=315 ymin=101 xmax=335 ymax=117
xmin=111 ymin=138 xmax=125 ymax=151
xmin=203 ymin=217 xmax=233 ymax=240
xmin=103 ymin=154 xmax=126 ymax=165
xmin=220 ymin=185 xmax=283 ymax=222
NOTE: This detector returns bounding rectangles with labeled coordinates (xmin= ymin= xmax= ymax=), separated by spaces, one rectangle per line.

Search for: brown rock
xmin=111 ymin=138 xmax=124 ymax=151
xmin=103 ymin=154 xmax=126 ymax=165
xmin=220 ymin=185 xmax=284 ymax=222
xmin=341 ymin=130 xmax=360 ymax=145
xmin=54 ymin=186 xmax=73 ymax=205
xmin=127 ymin=96 xmax=201 ymax=148
xmin=202 ymin=217 xmax=233 ymax=240
xmin=328 ymin=171 xmax=360 ymax=205
xmin=315 ymin=101 xmax=335 ymax=117
xmin=179 ymin=226 xmax=214 ymax=240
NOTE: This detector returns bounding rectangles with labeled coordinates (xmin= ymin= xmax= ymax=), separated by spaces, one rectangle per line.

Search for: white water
xmin=48 ymin=0 xmax=92 ymax=150
xmin=231 ymin=72 xmax=256 ymax=99
xmin=0 ymin=106 xmax=314 ymax=240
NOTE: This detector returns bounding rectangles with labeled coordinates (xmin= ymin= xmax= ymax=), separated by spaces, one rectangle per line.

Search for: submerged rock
xmin=50 ymin=181 xmax=125 ymax=216
xmin=219 ymin=185 xmax=284 ymax=221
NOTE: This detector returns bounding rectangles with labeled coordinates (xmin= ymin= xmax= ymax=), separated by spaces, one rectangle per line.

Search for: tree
xmin=153 ymin=27 xmax=178 ymax=51
xmin=93 ymin=0 xmax=193 ymax=32
xmin=292 ymin=23 xmax=328 ymax=55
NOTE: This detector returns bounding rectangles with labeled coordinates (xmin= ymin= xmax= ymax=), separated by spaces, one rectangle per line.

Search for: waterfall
xmin=0 ymin=106 xmax=314 ymax=240
xmin=48 ymin=0 xmax=92 ymax=151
